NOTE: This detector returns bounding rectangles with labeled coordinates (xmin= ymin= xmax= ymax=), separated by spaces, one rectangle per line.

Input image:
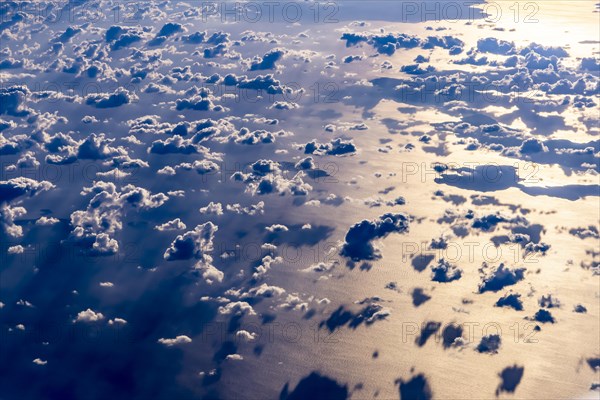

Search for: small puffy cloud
xmin=477 ymin=38 xmax=515 ymax=55
xmin=182 ymin=31 xmax=206 ymax=44
xmin=252 ymin=255 xmax=283 ymax=279
xmin=74 ymin=308 xmax=104 ymax=323
xmin=265 ymin=224 xmax=288 ymax=233
xmin=0 ymin=204 xmax=27 ymax=238
xmin=175 ymin=160 xmax=220 ymax=175
xmin=476 ymin=334 xmax=501 ymax=353
xmin=431 ymin=259 xmax=463 ymax=283
xmin=7 ymin=245 xmax=24 ymax=254
xmin=91 ymin=233 xmax=119 ymax=255
xmin=85 ymin=88 xmax=137 ymax=109
xmin=340 ymin=213 xmax=410 ymax=261
xmin=149 ymin=135 xmax=199 ymax=155
xmin=157 ymin=166 xmax=177 ymax=176
xmin=495 ymin=293 xmax=523 ymax=311
xmin=270 ymin=101 xmax=299 ymax=110
xmin=231 ymin=159 xmax=312 ymax=196
xmin=164 ymin=222 xmax=218 ymax=261
xmin=158 ymin=335 xmax=192 ymax=347
xmin=478 ymin=263 xmax=526 ymax=293
xmin=155 ymin=218 xmax=187 ymax=231
xmin=36 ymin=216 xmax=60 ymax=226
xmin=199 ymin=202 xmax=223 ymax=215
xmin=569 ymin=226 xmax=599 ymax=240
xmin=301 ymin=261 xmax=337 ymax=273
xmin=235 ymin=330 xmax=257 ymax=342
xmin=249 ymin=49 xmax=284 ymax=71
xmin=246 ymin=283 xmax=286 ymax=298
xmin=295 ymin=157 xmax=315 ymax=170
xmin=519 ymin=138 xmax=548 ymax=154
xmin=539 ymin=294 xmax=560 ymax=308
xmin=304 ymin=138 xmax=357 ymax=156
xmin=226 ymin=201 xmax=264 ymax=215
xmin=218 ymin=301 xmax=256 ymax=316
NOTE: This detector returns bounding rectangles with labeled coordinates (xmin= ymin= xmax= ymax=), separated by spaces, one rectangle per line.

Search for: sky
xmin=0 ymin=1 xmax=599 ymax=399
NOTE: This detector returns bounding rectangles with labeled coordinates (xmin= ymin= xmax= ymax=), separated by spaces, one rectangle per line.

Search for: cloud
xmin=235 ymin=330 xmax=256 ymax=342
xmin=105 ymin=26 xmax=143 ymax=50
xmin=301 ymin=261 xmax=338 ymax=273
xmin=249 ymin=49 xmax=284 ymax=71
xmin=231 ymin=159 xmax=312 ymax=196
xmin=252 ymin=255 xmax=283 ymax=279
xmin=199 ymin=202 xmax=223 ymax=216
xmin=520 ymin=138 xmax=548 ymax=154
xmin=246 ymin=283 xmax=286 ymax=298
xmin=225 ymin=201 xmax=264 ymax=215
xmin=148 ymin=135 xmax=200 ymax=154
xmin=478 ymin=263 xmax=526 ymax=293
xmin=477 ymin=38 xmax=515 ymax=55
xmin=218 ymin=127 xmax=292 ymax=145
xmin=156 ymin=22 xmax=183 ymax=37
xmin=74 ymin=308 xmax=104 ymax=323
xmin=85 ymin=88 xmax=137 ymax=108
xmin=218 ymin=301 xmax=256 ymax=316
xmin=341 ymin=31 xmax=463 ymax=56
xmin=195 ymin=262 xmax=224 ymax=285
xmin=175 ymin=87 xmax=225 ymax=112
xmin=476 ymin=334 xmax=501 ymax=353
xmin=182 ymin=31 xmax=206 ymax=44
xmin=431 ymin=259 xmax=463 ymax=283
xmin=531 ymin=309 xmax=555 ymax=323
xmin=76 ymin=133 xmax=127 ymax=160
xmin=495 ymin=293 xmax=523 ymax=311
xmin=155 ymin=218 xmax=187 ymax=231
xmin=0 ymin=177 xmax=54 ymax=203
xmin=411 ymin=288 xmax=432 ymax=307
xmin=7 ymin=245 xmax=24 ymax=254
xmin=265 ymin=224 xmax=288 ymax=233
xmin=163 ymin=222 xmax=218 ymax=261
xmin=304 ymin=138 xmax=357 ymax=156
xmin=69 ymin=182 xmax=168 ymax=255
xmin=569 ymin=226 xmax=599 ymax=240
xmin=0 ymin=86 xmax=30 ymax=116
xmin=340 ymin=213 xmax=410 ymax=261
xmin=157 ymin=335 xmax=192 ymax=347
xmin=175 ymin=160 xmax=221 ymax=175
xmin=539 ymin=294 xmax=560 ymax=308
xmin=0 ymin=178 xmax=54 ymax=237
xmin=320 ymin=298 xmax=391 ymax=332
